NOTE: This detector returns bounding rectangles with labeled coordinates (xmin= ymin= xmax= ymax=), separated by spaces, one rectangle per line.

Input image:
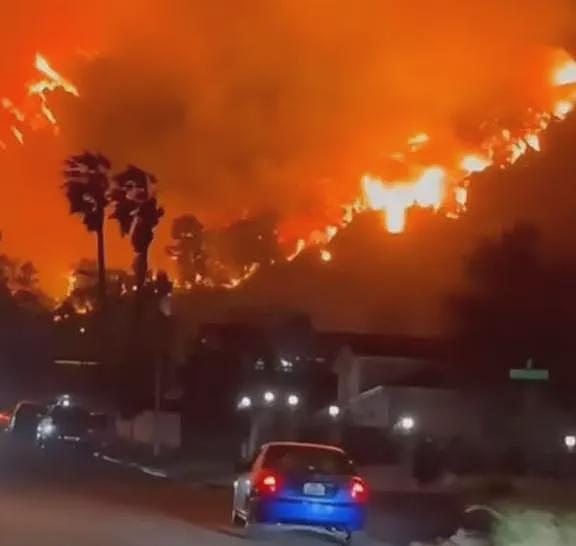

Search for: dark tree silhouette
xmin=226 ymin=213 xmax=280 ymax=271
xmin=201 ymin=212 xmax=280 ymax=284
xmin=166 ymin=214 xmax=205 ymax=287
xmin=63 ymin=152 xmax=112 ymax=308
xmin=111 ymin=165 xmax=164 ymax=291
xmin=449 ymin=222 xmax=576 ymax=374
xmin=0 ymin=251 xmax=44 ymax=308
xmin=61 ymin=259 xmax=134 ymax=314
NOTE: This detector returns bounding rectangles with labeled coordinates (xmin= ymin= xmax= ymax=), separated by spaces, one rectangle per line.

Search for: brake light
xmin=254 ymin=471 xmax=280 ymax=495
xmin=351 ymin=477 xmax=368 ymax=502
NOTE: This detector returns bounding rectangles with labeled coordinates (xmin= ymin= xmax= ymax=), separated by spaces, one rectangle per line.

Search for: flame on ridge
xmin=357 ymin=52 xmax=576 ymax=237
xmin=272 ymin=49 xmax=576 ymax=268
xmin=1 ymin=53 xmax=78 ymax=148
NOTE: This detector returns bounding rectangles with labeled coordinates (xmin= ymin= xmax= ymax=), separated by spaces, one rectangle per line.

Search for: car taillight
xmin=254 ymin=471 xmax=280 ymax=495
xmin=351 ymin=477 xmax=368 ymax=502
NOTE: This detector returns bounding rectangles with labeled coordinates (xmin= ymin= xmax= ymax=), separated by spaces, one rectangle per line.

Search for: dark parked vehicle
xmin=36 ymin=405 xmax=108 ymax=453
xmin=9 ymin=401 xmax=45 ymax=441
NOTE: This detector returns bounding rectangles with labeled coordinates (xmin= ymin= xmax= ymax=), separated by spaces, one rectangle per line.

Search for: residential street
xmin=0 ymin=435 xmax=461 ymax=545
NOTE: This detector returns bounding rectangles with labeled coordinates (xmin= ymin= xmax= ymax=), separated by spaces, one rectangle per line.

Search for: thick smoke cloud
xmin=63 ymin=0 xmax=573 ymax=228
xmin=1 ymin=0 xmax=575 ymax=323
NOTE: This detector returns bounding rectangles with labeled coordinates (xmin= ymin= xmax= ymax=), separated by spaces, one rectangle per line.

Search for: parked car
xmin=9 ymin=401 xmax=45 ymax=441
xmin=0 ymin=408 xmax=13 ymax=430
xmin=232 ymin=441 xmax=367 ymax=543
xmin=36 ymin=404 xmax=107 ymax=453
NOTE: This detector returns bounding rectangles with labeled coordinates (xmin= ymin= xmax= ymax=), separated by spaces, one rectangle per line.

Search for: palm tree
xmin=111 ymin=165 xmax=164 ymax=291
xmin=63 ymin=152 xmax=112 ymax=308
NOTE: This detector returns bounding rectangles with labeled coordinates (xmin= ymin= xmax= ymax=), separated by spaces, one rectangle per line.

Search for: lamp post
xmin=395 ymin=414 xmax=417 ymax=472
xmin=152 ymin=290 xmax=172 ymax=457
xmin=326 ymin=404 xmax=342 ymax=445
xmin=237 ymin=389 xmax=303 ymax=458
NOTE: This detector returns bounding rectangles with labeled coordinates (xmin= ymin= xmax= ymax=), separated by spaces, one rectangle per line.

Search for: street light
xmin=564 ymin=434 xmax=576 ymax=451
xmin=287 ymin=394 xmax=299 ymax=407
xmin=280 ymin=358 xmax=293 ymax=372
xmin=397 ymin=415 xmax=416 ymax=433
xmin=58 ymin=394 xmax=71 ymax=407
xmin=328 ymin=405 xmax=340 ymax=418
xmin=263 ymin=391 xmax=275 ymax=404
xmin=237 ymin=396 xmax=252 ymax=410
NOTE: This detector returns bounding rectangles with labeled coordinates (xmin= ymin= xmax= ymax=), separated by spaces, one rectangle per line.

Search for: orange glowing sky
xmin=2 ymin=0 xmax=576 ymax=303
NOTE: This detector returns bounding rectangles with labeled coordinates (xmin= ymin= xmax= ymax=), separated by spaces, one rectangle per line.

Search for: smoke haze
xmin=1 ymin=0 xmax=575 ymax=331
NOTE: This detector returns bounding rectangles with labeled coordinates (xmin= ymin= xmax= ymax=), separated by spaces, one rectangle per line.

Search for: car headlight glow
xmin=39 ymin=420 xmax=56 ymax=436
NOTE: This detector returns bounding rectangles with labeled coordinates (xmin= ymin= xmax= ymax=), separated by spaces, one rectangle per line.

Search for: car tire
xmin=231 ymin=509 xmax=244 ymax=527
xmin=346 ymin=530 xmax=368 ymax=545
xmin=243 ymin=503 xmax=264 ymax=539
xmin=244 ymin=522 xmax=263 ymax=540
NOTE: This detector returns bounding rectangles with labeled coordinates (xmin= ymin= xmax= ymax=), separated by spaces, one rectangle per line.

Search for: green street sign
xmin=510 ymin=368 xmax=550 ymax=381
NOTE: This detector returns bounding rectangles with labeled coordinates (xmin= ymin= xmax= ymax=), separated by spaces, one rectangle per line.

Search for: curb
xmin=94 ymin=451 xmax=232 ymax=486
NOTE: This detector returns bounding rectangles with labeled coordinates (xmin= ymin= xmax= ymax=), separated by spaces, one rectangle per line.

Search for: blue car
xmin=232 ymin=442 xmax=367 ymax=542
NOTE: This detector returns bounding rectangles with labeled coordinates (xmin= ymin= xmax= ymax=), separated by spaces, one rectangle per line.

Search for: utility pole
xmin=153 ymin=351 xmax=162 ymax=457
xmin=152 ymin=291 xmax=172 ymax=457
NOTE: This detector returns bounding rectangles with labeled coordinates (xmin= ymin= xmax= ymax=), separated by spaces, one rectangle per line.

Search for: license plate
xmin=303 ymin=482 xmax=326 ymax=496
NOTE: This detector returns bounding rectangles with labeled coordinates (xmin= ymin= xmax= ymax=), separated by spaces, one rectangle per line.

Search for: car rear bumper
xmin=254 ymin=498 xmax=365 ymax=531
xmin=41 ymin=437 xmax=93 ymax=450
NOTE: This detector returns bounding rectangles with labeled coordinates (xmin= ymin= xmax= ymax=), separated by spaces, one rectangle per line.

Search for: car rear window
xmin=51 ymin=407 xmax=91 ymax=427
xmin=17 ymin=404 xmax=43 ymax=417
xmin=263 ymin=445 xmax=355 ymax=475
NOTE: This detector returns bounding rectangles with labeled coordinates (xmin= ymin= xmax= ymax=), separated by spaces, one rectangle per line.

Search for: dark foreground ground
xmin=0 ymin=435 xmax=462 ymax=546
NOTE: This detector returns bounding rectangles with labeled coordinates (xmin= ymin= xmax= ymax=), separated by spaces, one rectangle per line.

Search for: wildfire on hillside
xmin=237 ymin=49 xmax=575 ymax=268
xmin=168 ymin=48 xmax=576 ymax=292
xmin=2 ymin=10 xmax=576 ymax=298
xmin=0 ymin=53 xmax=78 ymax=148
xmin=358 ymin=52 xmax=576 ymax=235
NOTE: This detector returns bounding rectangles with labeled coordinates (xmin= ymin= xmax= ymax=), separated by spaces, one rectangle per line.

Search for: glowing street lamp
xmin=328 ymin=405 xmax=340 ymax=418
xmin=263 ymin=391 xmax=275 ymax=404
xmin=237 ymin=396 xmax=252 ymax=410
xmin=397 ymin=415 xmax=416 ymax=433
xmin=287 ymin=394 xmax=299 ymax=408
xmin=564 ymin=434 xmax=576 ymax=451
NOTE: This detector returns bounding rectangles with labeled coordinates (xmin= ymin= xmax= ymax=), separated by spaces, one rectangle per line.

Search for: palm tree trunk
xmin=132 ymin=250 xmax=148 ymax=326
xmin=136 ymin=250 xmax=148 ymax=291
xmin=96 ymin=226 xmax=107 ymax=308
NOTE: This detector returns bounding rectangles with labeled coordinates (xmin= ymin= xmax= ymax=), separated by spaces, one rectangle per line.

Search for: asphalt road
xmin=0 ymin=435 xmax=461 ymax=546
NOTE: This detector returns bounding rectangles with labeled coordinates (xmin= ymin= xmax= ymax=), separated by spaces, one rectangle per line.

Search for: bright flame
xmin=455 ymin=186 xmax=468 ymax=207
xmin=508 ymin=139 xmax=528 ymax=164
xmin=553 ymin=59 xmax=576 ymax=86
xmin=460 ymin=154 xmax=491 ymax=174
xmin=223 ymin=262 xmax=260 ymax=289
xmin=1 ymin=98 xmax=25 ymax=122
xmin=28 ymin=54 xmax=79 ymax=126
xmin=525 ymin=134 xmax=541 ymax=152
xmin=1 ymin=53 xmax=79 ymax=149
xmin=407 ymin=132 xmax=430 ymax=150
xmin=320 ymin=249 xmax=332 ymax=262
xmin=362 ymin=166 xmax=446 ymax=234
xmin=554 ymin=100 xmax=573 ymax=118
xmin=10 ymin=126 xmax=24 ymax=144
xmin=66 ymin=271 xmax=77 ymax=297
xmin=354 ymin=49 xmax=576 ymax=234
xmin=287 ymin=239 xmax=306 ymax=262
xmin=325 ymin=225 xmax=338 ymax=240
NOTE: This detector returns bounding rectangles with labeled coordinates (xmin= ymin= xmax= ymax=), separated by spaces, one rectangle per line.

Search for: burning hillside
xmin=0 ymin=1 xmax=575 ymax=294
xmin=360 ymin=50 xmax=576 ymax=234
xmin=1 ymin=53 xmax=78 ymax=149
